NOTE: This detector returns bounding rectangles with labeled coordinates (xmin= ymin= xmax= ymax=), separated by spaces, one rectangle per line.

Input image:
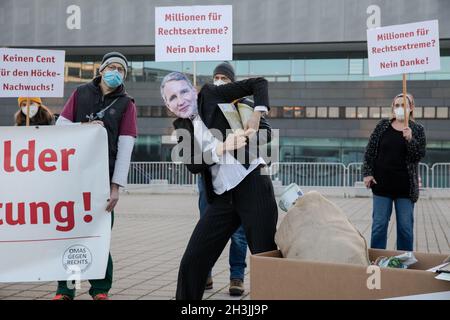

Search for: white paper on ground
xmin=435 ymin=273 xmax=450 ymax=282
xmin=426 ymin=262 xmax=450 ymax=272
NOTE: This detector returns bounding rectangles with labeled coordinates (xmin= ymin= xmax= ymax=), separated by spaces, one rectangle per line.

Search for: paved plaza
xmin=1 ymin=191 xmax=449 ymax=300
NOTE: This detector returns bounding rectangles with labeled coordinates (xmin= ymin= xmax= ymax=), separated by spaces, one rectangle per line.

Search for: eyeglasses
xmin=106 ymin=64 xmax=125 ymax=74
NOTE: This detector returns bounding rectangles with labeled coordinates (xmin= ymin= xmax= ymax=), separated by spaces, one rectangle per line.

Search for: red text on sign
xmin=2 ymin=140 xmax=76 ymax=173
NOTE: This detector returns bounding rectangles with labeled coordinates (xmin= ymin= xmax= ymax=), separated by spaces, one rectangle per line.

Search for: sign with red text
xmin=0 ymin=48 xmax=65 ymax=97
xmin=367 ymin=20 xmax=440 ymax=77
xmin=0 ymin=125 xmax=110 ymax=282
xmin=155 ymin=5 xmax=232 ymax=62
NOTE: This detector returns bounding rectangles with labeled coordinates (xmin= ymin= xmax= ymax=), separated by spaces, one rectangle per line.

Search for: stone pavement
xmin=0 ymin=193 xmax=449 ymax=300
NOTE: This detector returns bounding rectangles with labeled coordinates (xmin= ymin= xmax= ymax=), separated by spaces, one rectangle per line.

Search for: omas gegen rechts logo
xmin=62 ymin=244 xmax=92 ymax=273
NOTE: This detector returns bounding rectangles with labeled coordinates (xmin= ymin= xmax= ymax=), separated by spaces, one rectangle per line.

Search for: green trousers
xmin=56 ymin=211 xmax=114 ymax=298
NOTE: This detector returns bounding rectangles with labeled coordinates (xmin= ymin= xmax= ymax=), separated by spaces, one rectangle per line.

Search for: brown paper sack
xmin=275 ymin=191 xmax=370 ymax=266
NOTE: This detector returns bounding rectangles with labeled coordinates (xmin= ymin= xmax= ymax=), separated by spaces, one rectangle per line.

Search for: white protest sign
xmin=367 ymin=20 xmax=440 ymax=77
xmin=0 ymin=125 xmax=110 ymax=282
xmin=0 ymin=48 xmax=65 ymax=97
xmin=155 ymin=5 xmax=232 ymax=62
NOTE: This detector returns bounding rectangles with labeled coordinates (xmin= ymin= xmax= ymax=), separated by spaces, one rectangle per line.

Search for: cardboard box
xmin=250 ymin=248 xmax=450 ymax=299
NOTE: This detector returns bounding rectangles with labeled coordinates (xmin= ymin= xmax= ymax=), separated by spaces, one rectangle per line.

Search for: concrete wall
xmin=1 ymin=0 xmax=449 ymax=47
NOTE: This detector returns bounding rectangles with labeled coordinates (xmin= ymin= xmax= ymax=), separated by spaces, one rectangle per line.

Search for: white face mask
xmin=213 ymin=79 xmax=227 ymax=86
xmin=394 ymin=107 xmax=410 ymax=121
xmin=21 ymin=104 xmax=39 ymax=118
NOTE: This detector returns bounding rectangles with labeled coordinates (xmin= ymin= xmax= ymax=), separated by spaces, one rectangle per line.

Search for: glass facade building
xmin=1 ymin=0 xmax=450 ymax=166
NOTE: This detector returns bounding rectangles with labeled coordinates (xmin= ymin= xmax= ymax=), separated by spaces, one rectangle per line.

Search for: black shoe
xmin=229 ymin=279 xmax=244 ymax=296
xmin=205 ymin=276 xmax=213 ymax=290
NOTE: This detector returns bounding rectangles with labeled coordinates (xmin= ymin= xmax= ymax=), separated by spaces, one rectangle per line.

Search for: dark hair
xmin=15 ymin=105 xmax=55 ymax=126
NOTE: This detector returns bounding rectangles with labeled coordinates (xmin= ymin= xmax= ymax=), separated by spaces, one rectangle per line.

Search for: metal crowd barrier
xmin=128 ymin=161 xmax=447 ymax=188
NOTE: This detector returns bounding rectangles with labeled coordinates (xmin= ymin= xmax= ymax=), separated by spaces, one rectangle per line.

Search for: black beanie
xmin=99 ymin=52 xmax=128 ymax=78
xmin=213 ymin=62 xmax=235 ymax=82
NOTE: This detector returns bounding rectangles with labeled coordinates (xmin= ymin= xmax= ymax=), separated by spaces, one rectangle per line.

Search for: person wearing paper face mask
xmin=362 ymin=92 xmax=426 ymax=252
xmin=195 ymin=62 xmax=266 ymax=296
xmin=52 ymin=52 xmax=137 ymax=301
xmin=15 ymin=97 xmax=55 ymax=126
xmin=161 ymin=71 xmax=277 ymax=300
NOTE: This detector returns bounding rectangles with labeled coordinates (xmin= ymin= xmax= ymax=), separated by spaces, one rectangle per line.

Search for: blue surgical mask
xmin=103 ymin=70 xmax=123 ymax=88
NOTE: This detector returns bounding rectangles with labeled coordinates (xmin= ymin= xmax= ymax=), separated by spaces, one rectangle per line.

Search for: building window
xmin=294 ymin=107 xmax=306 ymax=118
xmin=67 ymin=64 xmax=80 ymax=77
xmin=423 ymin=107 xmax=436 ymax=118
xmin=357 ymin=107 xmax=368 ymax=118
xmin=436 ymin=107 xmax=449 ymax=119
xmin=137 ymin=106 xmax=152 ymax=117
xmin=381 ymin=107 xmax=392 ymax=118
xmin=81 ymin=61 xmax=94 ymax=80
xmin=306 ymin=107 xmax=316 ymax=118
xmin=131 ymin=59 xmax=144 ymax=82
xmin=369 ymin=107 xmax=381 ymax=118
xmin=62 ymin=55 xmax=450 ymax=84
xmin=346 ymin=107 xmax=357 ymax=118
xmin=329 ymin=107 xmax=339 ymax=118
xmin=151 ymin=106 xmax=162 ymax=117
xmin=305 ymin=59 xmax=349 ymax=75
xmin=249 ymin=60 xmax=291 ymax=77
xmin=317 ymin=107 xmax=327 ymax=118
xmin=413 ymin=107 xmax=423 ymax=118
xmin=283 ymin=107 xmax=293 ymax=118
xmin=349 ymin=59 xmax=364 ymax=74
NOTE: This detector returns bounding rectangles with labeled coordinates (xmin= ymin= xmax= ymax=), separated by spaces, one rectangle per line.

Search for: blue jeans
xmin=370 ymin=195 xmax=415 ymax=251
xmin=197 ymin=176 xmax=248 ymax=281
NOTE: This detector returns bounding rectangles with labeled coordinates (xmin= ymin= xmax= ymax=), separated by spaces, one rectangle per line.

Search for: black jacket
xmin=173 ymin=78 xmax=272 ymax=203
xmin=74 ymin=76 xmax=134 ymax=178
xmin=362 ymin=119 xmax=426 ymax=202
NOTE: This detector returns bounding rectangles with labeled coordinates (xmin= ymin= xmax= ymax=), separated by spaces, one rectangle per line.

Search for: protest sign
xmin=0 ymin=125 xmax=110 ymax=282
xmin=155 ymin=5 xmax=232 ymax=62
xmin=0 ymin=48 xmax=65 ymax=97
xmin=367 ymin=20 xmax=440 ymax=77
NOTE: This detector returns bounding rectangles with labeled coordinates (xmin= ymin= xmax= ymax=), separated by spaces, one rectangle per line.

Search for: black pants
xmin=176 ymin=169 xmax=278 ymax=300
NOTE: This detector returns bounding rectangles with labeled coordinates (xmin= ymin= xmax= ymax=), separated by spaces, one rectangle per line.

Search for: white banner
xmin=367 ymin=20 xmax=440 ymax=77
xmin=155 ymin=5 xmax=232 ymax=62
xmin=0 ymin=48 xmax=65 ymax=97
xmin=0 ymin=125 xmax=111 ymax=282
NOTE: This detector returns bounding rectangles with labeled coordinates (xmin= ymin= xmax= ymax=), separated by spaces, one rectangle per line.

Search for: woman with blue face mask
xmin=52 ymin=52 xmax=138 ymax=300
xmin=362 ymin=92 xmax=426 ymax=252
